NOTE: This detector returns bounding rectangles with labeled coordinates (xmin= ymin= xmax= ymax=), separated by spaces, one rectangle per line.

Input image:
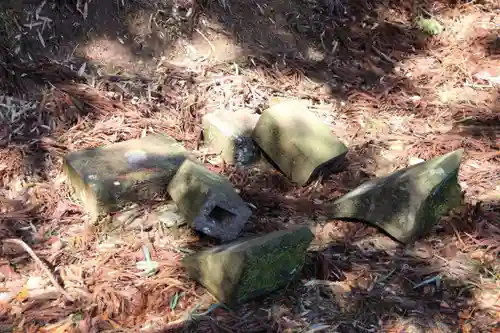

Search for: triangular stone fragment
xmin=325 ymin=149 xmax=465 ymax=243
xmin=182 ymin=227 xmax=314 ymax=307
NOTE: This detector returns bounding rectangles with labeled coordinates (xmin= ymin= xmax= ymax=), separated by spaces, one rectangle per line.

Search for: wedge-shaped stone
xmin=167 ymin=159 xmax=251 ymax=241
xmin=252 ymin=101 xmax=348 ymax=186
xmin=63 ymin=133 xmax=189 ymax=220
xmin=325 ymin=149 xmax=465 ymax=243
xmin=183 ymin=227 xmax=314 ymax=306
xmin=202 ymin=109 xmax=260 ymax=166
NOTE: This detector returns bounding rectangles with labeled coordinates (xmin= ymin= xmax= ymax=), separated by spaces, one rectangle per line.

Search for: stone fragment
xmin=325 ymin=149 xmax=465 ymax=243
xmin=252 ymin=101 xmax=348 ymax=186
xmin=202 ymin=109 xmax=261 ymax=166
xmin=63 ymin=133 xmax=190 ymax=220
xmin=182 ymin=226 xmax=314 ymax=306
xmin=167 ymin=159 xmax=251 ymax=242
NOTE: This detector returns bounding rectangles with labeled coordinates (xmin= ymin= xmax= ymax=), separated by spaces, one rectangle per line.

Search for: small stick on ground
xmin=3 ymin=238 xmax=75 ymax=302
xmin=195 ymin=28 xmax=215 ymax=62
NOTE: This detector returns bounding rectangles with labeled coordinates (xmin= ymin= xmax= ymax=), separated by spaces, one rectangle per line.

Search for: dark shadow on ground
xmin=0 ymin=84 xmax=103 ymax=184
xmin=0 ymin=167 xmax=497 ymax=332
xmin=1 ymin=0 xmax=188 ymax=66
xmin=0 ymin=234 xmax=486 ymax=332
xmin=451 ymin=94 xmax=500 ymax=150
xmin=1 ymin=0 xmax=494 ymax=106
xmin=148 ymin=214 xmax=498 ymax=332
xmin=485 ymin=31 xmax=500 ymax=56
xmin=1 ymin=0 xmax=498 ymax=179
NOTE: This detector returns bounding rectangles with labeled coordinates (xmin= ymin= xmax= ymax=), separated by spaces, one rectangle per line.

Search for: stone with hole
xmin=202 ymin=109 xmax=261 ymax=166
xmin=63 ymin=133 xmax=190 ymax=220
xmin=182 ymin=226 xmax=314 ymax=307
xmin=325 ymin=149 xmax=465 ymax=243
xmin=252 ymin=100 xmax=348 ymax=186
xmin=167 ymin=159 xmax=251 ymax=242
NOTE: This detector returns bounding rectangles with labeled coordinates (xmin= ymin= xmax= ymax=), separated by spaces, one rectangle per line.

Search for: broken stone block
xmin=325 ymin=149 xmax=465 ymax=243
xmin=63 ymin=133 xmax=190 ymax=220
xmin=202 ymin=109 xmax=261 ymax=166
xmin=252 ymin=101 xmax=348 ymax=186
xmin=183 ymin=226 xmax=314 ymax=306
xmin=167 ymin=159 xmax=251 ymax=242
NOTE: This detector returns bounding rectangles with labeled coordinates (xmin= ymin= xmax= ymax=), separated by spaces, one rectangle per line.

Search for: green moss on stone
xmin=182 ymin=227 xmax=314 ymax=306
xmin=417 ymin=169 xmax=463 ymax=231
xmin=234 ymin=228 xmax=312 ymax=303
xmin=326 ymin=149 xmax=465 ymax=243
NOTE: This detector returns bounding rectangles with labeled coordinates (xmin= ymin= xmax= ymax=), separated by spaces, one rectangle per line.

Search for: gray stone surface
xmin=167 ymin=159 xmax=251 ymax=242
xmin=202 ymin=109 xmax=261 ymax=166
xmin=325 ymin=149 xmax=465 ymax=243
xmin=252 ymin=100 xmax=348 ymax=186
xmin=183 ymin=226 xmax=314 ymax=307
xmin=63 ymin=133 xmax=190 ymax=220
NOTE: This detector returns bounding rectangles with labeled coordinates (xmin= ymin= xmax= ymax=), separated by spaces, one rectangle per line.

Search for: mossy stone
xmin=63 ymin=133 xmax=190 ymax=220
xmin=325 ymin=149 xmax=465 ymax=243
xmin=167 ymin=159 xmax=251 ymax=242
xmin=252 ymin=100 xmax=348 ymax=186
xmin=182 ymin=227 xmax=314 ymax=306
xmin=202 ymin=110 xmax=260 ymax=166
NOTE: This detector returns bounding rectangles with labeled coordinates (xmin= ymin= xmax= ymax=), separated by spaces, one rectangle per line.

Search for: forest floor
xmin=0 ymin=0 xmax=499 ymax=332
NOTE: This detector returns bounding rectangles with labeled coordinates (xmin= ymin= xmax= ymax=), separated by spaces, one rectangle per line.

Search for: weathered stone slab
xmin=252 ymin=101 xmax=348 ymax=186
xmin=182 ymin=226 xmax=314 ymax=306
xmin=202 ymin=109 xmax=261 ymax=166
xmin=325 ymin=149 xmax=465 ymax=243
xmin=167 ymin=159 xmax=251 ymax=242
xmin=63 ymin=133 xmax=190 ymax=220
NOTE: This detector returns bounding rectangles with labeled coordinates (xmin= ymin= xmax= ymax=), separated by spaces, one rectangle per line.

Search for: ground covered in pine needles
xmin=0 ymin=0 xmax=499 ymax=332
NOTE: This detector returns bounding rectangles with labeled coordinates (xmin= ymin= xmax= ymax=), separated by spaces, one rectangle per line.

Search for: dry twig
xmin=3 ymin=238 xmax=75 ymax=302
